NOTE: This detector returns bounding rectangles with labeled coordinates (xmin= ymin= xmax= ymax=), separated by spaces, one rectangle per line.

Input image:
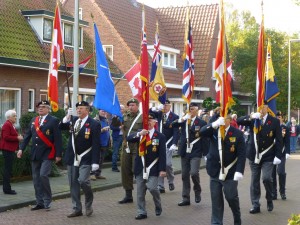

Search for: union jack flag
xmin=182 ymin=8 xmax=194 ymax=104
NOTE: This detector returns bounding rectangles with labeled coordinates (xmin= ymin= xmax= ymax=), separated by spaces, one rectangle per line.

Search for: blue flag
xmin=264 ymin=38 xmax=279 ymax=117
xmin=93 ymin=23 xmax=123 ymax=119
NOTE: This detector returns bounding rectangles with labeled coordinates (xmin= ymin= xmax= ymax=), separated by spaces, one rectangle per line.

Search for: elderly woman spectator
xmin=0 ymin=110 xmax=23 ymax=194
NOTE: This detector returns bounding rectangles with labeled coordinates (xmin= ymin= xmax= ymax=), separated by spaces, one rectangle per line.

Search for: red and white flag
xmin=124 ymin=62 xmax=142 ymax=102
xmin=215 ymin=60 xmax=234 ymax=103
xmin=47 ymin=3 xmax=64 ymax=112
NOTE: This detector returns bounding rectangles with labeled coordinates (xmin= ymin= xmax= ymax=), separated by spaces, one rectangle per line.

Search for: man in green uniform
xmin=118 ymin=98 xmax=143 ymax=204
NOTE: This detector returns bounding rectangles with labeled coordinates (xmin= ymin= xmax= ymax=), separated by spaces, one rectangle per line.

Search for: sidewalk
xmin=0 ymin=156 xmax=205 ymax=213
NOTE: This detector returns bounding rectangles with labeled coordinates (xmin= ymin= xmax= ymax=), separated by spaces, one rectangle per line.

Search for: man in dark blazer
xmin=237 ymin=102 xmax=283 ymax=214
xmin=272 ymin=111 xmax=290 ymax=200
xmin=60 ymin=101 xmax=101 ymax=218
xmin=173 ymin=103 xmax=208 ymax=206
xmin=150 ymin=99 xmax=179 ymax=193
xmin=127 ymin=113 xmax=166 ymax=220
xmin=18 ymin=100 xmax=62 ymax=211
xmin=200 ymin=114 xmax=246 ymax=225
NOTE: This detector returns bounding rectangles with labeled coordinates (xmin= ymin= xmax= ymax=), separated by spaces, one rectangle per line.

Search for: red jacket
xmin=0 ymin=120 xmax=19 ymax=152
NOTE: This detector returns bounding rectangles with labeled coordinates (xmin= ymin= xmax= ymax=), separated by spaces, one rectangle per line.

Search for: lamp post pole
xmin=288 ymin=39 xmax=300 ymax=122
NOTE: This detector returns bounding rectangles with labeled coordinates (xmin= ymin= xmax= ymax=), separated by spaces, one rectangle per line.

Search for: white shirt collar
xmin=164 ymin=111 xmax=170 ymax=118
xmin=148 ymin=128 xmax=155 ymax=139
xmin=76 ymin=115 xmax=89 ymax=128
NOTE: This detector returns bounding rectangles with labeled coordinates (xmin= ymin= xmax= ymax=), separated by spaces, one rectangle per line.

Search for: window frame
xmin=64 ymin=23 xmax=73 ymax=46
xmin=28 ymin=89 xmax=35 ymax=112
xmin=43 ymin=18 xmax=53 ymax=41
xmin=103 ymin=45 xmax=113 ymax=61
xmin=162 ymin=52 xmax=177 ymax=69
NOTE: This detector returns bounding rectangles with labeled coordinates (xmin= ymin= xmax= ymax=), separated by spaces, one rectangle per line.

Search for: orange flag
xmin=48 ymin=3 xmax=64 ymax=112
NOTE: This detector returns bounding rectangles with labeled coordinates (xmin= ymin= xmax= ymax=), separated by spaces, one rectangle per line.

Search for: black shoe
xmin=195 ymin=195 xmax=201 ymax=203
xmin=118 ymin=197 xmax=133 ymax=204
xmin=178 ymin=201 xmax=190 ymax=206
xmin=155 ymin=207 xmax=162 ymax=216
xmin=112 ymin=168 xmax=120 ymax=172
xmin=267 ymin=201 xmax=274 ymax=211
xmin=31 ymin=204 xmax=45 ymax=211
xmin=272 ymin=195 xmax=277 ymax=200
xmin=67 ymin=211 xmax=83 ymax=218
xmin=3 ymin=190 xmax=17 ymax=195
xmin=281 ymin=193 xmax=287 ymax=200
xmin=249 ymin=207 xmax=260 ymax=214
xmin=159 ymin=188 xmax=165 ymax=194
xmin=169 ymin=183 xmax=175 ymax=191
xmin=135 ymin=214 xmax=147 ymax=220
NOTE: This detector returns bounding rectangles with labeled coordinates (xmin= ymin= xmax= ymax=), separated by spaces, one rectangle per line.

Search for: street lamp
xmin=288 ymin=39 xmax=300 ymax=122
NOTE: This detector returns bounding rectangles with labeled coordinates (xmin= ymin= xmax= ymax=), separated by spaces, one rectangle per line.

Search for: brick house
xmin=0 ymin=0 xmax=251 ymax=125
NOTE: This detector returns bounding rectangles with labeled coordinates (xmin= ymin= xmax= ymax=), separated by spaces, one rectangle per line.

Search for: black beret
xmin=276 ymin=111 xmax=283 ymax=117
xmin=76 ymin=101 xmax=89 ymax=107
xmin=148 ymin=113 xmax=158 ymax=120
xmin=165 ymin=99 xmax=171 ymax=104
xmin=189 ymin=102 xmax=198 ymax=108
xmin=36 ymin=100 xmax=50 ymax=107
xmin=127 ymin=98 xmax=139 ymax=106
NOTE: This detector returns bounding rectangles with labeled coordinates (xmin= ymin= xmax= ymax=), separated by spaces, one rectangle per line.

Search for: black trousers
xmin=2 ymin=151 xmax=15 ymax=192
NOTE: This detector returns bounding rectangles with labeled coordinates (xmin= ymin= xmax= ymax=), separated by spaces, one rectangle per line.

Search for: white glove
xmin=212 ymin=117 xmax=225 ymax=129
xmin=204 ymin=156 xmax=207 ymax=162
xmin=251 ymin=112 xmax=261 ymax=119
xmin=91 ymin=164 xmax=99 ymax=171
xmin=273 ymin=157 xmax=281 ymax=165
xmin=67 ymin=108 xmax=73 ymax=116
xmin=157 ymin=104 xmax=164 ymax=111
xmin=233 ymin=172 xmax=243 ymax=181
xmin=169 ymin=144 xmax=177 ymax=151
xmin=151 ymin=106 xmax=158 ymax=112
xmin=286 ymin=154 xmax=290 ymax=159
xmin=182 ymin=113 xmax=191 ymax=120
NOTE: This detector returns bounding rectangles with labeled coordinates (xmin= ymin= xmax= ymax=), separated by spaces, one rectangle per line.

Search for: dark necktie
xmin=39 ymin=116 xmax=42 ymax=126
xmin=163 ymin=114 xmax=167 ymax=124
xmin=75 ymin=119 xmax=82 ymax=134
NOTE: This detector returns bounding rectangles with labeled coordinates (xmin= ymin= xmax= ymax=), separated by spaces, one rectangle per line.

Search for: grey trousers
xmin=158 ymin=148 xmax=174 ymax=189
xmin=136 ymin=173 xmax=161 ymax=216
xmin=210 ymin=178 xmax=241 ymax=225
xmin=31 ymin=160 xmax=53 ymax=207
xmin=249 ymin=160 xmax=274 ymax=208
xmin=181 ymin=157 xmax=201 ymax=201
xmin=67 ymin=165 xmax=93 ymax=212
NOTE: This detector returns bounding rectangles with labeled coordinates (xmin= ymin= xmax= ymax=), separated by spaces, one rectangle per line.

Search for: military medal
xmin=229 ymin=137 xmax=236 ymax=143
xmin=85 ymin=128 xmax=90 ymax=139
xmin=46 ymin=129 xmax=50 ymax=135
xmin=230 ymin=145 xmax=235 ymax=152
xmin=152 ymin=139 xmax=159 ymax=145
xmin=195 ymin=126 xmax=200 ymax=131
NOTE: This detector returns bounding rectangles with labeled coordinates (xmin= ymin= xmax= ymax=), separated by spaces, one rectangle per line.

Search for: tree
xmin=225 ymin=9 xmax=300 ymax=116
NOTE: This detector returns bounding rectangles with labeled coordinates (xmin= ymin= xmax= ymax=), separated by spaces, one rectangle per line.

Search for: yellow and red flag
xmin=139 ymin=6 xmax=151 ymax=157
xmin=214 ymin=0 xmax=234 ymax=122
xmin=256 ymin=10 xmax=265 ymax=111
xmin=47 ymin=3 xmax=64 ymax=112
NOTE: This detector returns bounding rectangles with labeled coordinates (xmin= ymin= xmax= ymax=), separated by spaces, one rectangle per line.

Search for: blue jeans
xmin=112 ymin=135 xmax=123 ymax=169
xmin=290 ymin=136 xmax=297 ymax=152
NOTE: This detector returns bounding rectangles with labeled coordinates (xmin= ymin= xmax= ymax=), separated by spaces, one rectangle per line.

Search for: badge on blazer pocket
xmin=46 ymin=129 xmax=50 ymax=135
xmin=269 ymin=131 xmax=273 ymax=137
xmin=152 ymin=146 xmax=157 ymax=152
xmin=230 ymin=145 xmax=235 ymax=152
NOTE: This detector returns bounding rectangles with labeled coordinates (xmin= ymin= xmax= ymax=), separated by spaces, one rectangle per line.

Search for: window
xmin=64 ymin=23 xmax=73 ymax=46
xmin=43 ymin=18 xmax=53 ymax=41
xmin=40 ymin=89 xmax=48 ymax=102
xmin=0 ymin=88 xmax=21 ymax=125
xmin=28 ymin=89 xmax=35 ymax=112
xmin=79 ymin=8 xmax=83 ymax=20
xmin=103 ymin=45 xmax=113 ymax=61
xmin=162 ymin=52 xmax=176 ymax=68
